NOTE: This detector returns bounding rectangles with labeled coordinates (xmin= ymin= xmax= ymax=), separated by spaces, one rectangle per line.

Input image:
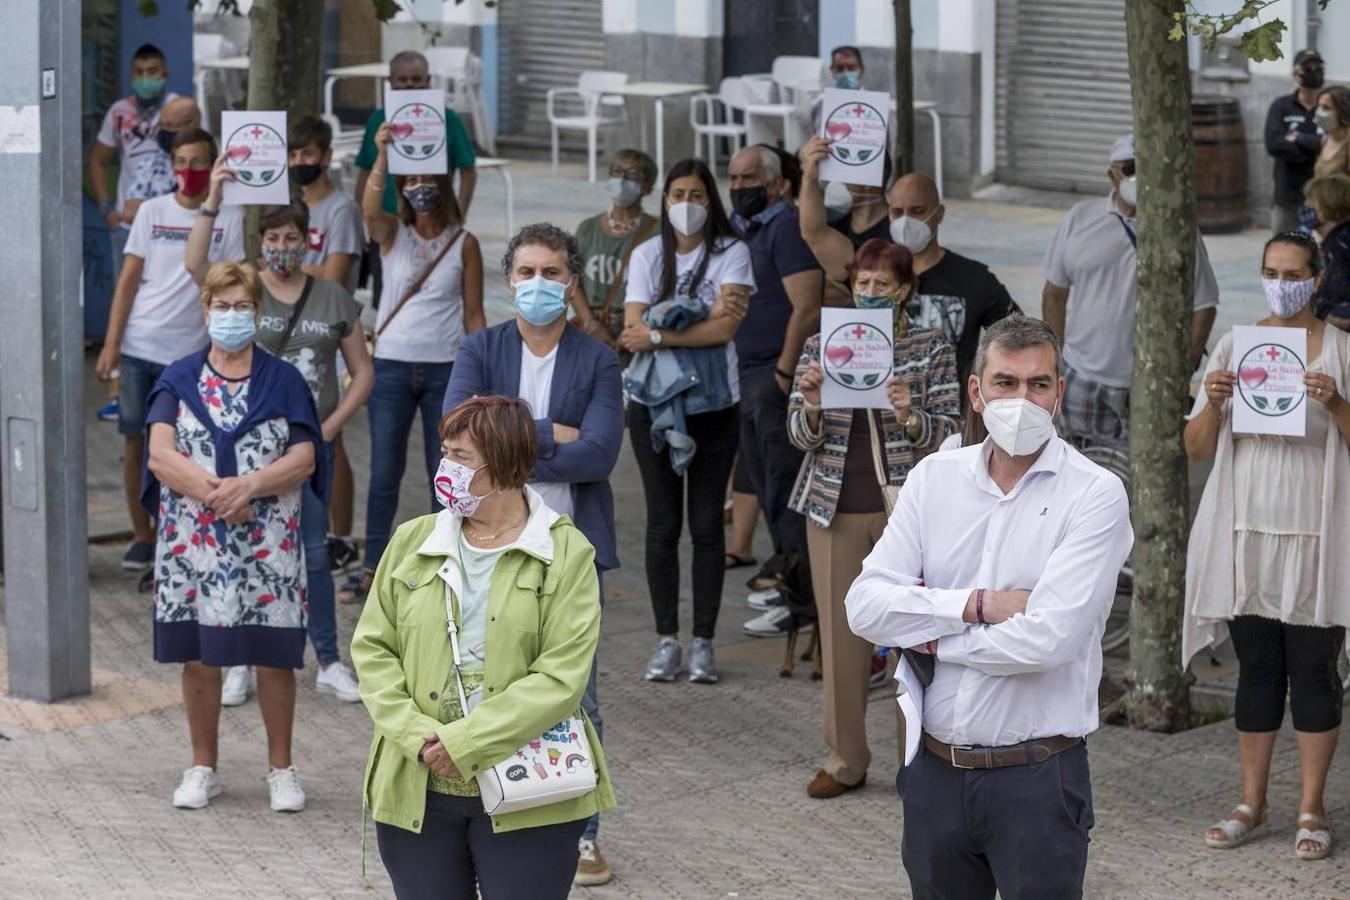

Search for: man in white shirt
xmin=846 ymin=315 xmax=1133 ymax=900
xmin=95 ymin=128 xmax=245 ymax=572
xmin=1041 ymin=132 xmax=1218 ymax=448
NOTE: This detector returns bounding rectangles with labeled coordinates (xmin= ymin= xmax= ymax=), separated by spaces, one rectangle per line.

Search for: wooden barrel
xmin=1192 ymin=95 xmax=1248 ymax=234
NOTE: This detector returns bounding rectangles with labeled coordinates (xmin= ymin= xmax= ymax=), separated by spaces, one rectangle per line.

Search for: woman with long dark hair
xmin=618 ymin=159 xmax=753 ymax=684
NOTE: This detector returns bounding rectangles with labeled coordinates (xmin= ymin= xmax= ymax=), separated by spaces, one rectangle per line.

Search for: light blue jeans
xmin=302 ymin=441 xmax=339 ymax=665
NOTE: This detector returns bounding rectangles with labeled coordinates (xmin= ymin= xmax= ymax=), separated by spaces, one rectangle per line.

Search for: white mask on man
xmin=978 ymin=388 xmax=1059 ymax=457
xmin=890 ymin=213 xmax=934 ymax=254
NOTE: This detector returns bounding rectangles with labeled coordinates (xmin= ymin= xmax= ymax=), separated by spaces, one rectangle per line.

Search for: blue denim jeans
xmin=363 ymin=358 xmax=454 ymax=572
xmin=580 ymin=573 xmax=605 ymax=841
xmin=303 ymin=441 xmax=338 ymax=665
xmin=117 ymin=353 xmax=167 ymax=436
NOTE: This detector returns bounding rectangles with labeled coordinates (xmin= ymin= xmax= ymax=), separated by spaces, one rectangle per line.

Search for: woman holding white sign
xmin=785 ymin=237 xmax=959 ymax=799
xmin=1185 ymin=232 xmax=1350 ymax=861
xmin=350 ymin=123 xmax=486 ymax=604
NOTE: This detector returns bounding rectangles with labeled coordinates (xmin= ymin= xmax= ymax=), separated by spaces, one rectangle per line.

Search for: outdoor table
xmin=603 ymin=82 xmax=710 ymax=176
xmin=473 ymin=157 xmax=514 ymax=237
xmin=322 ymin=62 xmax=391 ymax=125
xmin=194 ymin=56 xmax=250 ymax=131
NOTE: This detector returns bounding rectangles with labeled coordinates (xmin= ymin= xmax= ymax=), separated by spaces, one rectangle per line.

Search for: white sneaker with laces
xmin=268 ymin=766 xmax=306 ymax=812
xmin=743 ymin=604 xmax=813 ymax=637
xmin=221 ymin=666 xmax=251 ymax=707
xmin=172 ymin=765 xmax=222 ymax=809
xmin=316 ymin=661 xmax=361 ymax=702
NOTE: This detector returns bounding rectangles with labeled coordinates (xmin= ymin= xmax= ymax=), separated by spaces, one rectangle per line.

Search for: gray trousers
xmin=1271 ymin=203 xmax=1301 ymax=235
xmin=897 ymin=741 xmax=1094 ymax=900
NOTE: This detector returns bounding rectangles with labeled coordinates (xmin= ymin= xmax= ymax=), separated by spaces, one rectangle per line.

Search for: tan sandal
xmin=1295 ymin=813 xmax=1333 ymax=860
xmin=1205 ymin=803 xmax=1267 ymax=849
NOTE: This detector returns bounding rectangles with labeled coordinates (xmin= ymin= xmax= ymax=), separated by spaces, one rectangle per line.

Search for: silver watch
xmin=649 ymin=328 xmax=663 ymax=346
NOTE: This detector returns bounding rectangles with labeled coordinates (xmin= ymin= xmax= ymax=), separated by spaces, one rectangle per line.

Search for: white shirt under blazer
xmin=845 ymin=437 xmax=1134 ymax=748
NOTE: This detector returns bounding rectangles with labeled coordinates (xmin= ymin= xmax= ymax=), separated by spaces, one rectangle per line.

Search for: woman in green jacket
xmin=352 ymin=395 xmax=616 ymax=899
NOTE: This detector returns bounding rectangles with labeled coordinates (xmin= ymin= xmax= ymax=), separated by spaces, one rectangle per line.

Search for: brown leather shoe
xmin=807 ymin=769 xmax=865 ymax=799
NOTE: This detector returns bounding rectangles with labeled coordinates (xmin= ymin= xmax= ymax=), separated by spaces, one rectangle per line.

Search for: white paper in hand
xmin=384 ymin=87 xmax=448 ymax=176
xmin=818 ymin=88 xmax=891 ymax=187
xmin=820 ymin=307 xmax=894 ymax=410
xmin=1231 ymin=325 xmax=1308 ymax=438
xmin=895 ymin=656 xmax=924 ymax=766
xmin=220 ymin=111 xmax=289 ymax=205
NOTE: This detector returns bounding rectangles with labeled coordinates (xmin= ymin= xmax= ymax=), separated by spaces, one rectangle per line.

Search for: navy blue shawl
xmin=140 ymin=345 xmax=327 ymax=514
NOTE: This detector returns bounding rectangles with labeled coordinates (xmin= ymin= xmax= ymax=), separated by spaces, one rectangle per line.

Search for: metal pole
xmin=0 ymin=0 xmax=90 ymax=701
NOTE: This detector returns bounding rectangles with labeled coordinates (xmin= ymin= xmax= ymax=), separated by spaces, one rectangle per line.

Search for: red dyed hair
xmin=851 ymin=238 xmax=914 ymax=291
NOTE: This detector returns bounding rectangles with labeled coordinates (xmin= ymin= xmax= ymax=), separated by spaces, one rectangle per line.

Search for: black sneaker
xmin=121 ymin=541 xmax=154 ymax=571
xmin=328 ymin=537 xmax=359 ymax=573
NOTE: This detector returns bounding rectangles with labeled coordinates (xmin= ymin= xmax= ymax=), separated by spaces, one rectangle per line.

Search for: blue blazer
xmin=442 ymin=321 xmax=624 ymax=571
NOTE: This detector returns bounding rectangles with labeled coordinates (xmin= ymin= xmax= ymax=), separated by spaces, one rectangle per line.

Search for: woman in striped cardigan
xmin=787 ymin=238 xmax=959 ymax=799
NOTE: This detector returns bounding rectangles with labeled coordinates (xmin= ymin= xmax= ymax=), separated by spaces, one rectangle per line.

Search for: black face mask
xmin=1300 ymin=69 xmax=1325 ymax=89
xmin=289 ymin=163 xmax=324 ymax=186
xmin=730 ymin=185 xmax=769 ymax=220
xmin=156 ymin=129 xmax=176 ymax=154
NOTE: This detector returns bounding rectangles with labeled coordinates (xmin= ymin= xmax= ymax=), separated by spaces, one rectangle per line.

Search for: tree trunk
xmin=892 ymin=0 xmax=915 ymax=176
xmin=1124 ymin=0 xmax=1194 ymax=732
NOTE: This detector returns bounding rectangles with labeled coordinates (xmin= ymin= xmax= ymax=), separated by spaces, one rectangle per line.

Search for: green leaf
xmin=856 ymin=149 xmax=872 ymax=162
xmin=1254 ymin=395 xmax=1268 ymax=410
xmin=839 ymin=373 xmax=856 ymax=386
xmin=422 ymin=144 xmax=435 ymax=154
xmin=1168 ymin=20 xmax=1186 ymax=42
xmin=837 ymin=148 xmax=850 ymax=160
xmin=1237 ymin=19 xmax=1286 ymax=62
xmin=259 ymin=170 xmax=273 ymax=181
xmin=401 ymin=144 xmax=416 ymax=155
xmin=370 ymin=0 xmax=402 ymax=23
xmin=238 ymin=170 xmax=254 ymax=182
xmin=1276 ymin=397 xmax=1292 ymax=411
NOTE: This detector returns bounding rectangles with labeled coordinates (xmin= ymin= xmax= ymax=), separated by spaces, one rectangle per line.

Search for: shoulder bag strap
xmin=444 ymin=581 xmax=472 ymax=716
xmin=597 ymin=218 xmax=657 ymax=327
xmin=866 ymin=410 xmax=889 ymax=496
xmin=275 ymin=276 xmax=316 ymax=355
xmin=376 ymin=226 xmax=461 ymax=340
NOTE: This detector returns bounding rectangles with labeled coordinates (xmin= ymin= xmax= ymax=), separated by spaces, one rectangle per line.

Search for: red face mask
xmin=175 ymin=167 xmax=210 ymax=197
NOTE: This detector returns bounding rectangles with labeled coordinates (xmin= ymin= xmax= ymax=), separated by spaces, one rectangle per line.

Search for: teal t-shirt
xmin=355 ymin=106 xmax=478 ymax=214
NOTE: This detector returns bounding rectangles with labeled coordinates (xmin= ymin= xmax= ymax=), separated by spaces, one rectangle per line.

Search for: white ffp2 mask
xmin=667 ymin=202 xmax=708 ymax=236
xmin=979 ymin=389 xmax=1058 ymax=457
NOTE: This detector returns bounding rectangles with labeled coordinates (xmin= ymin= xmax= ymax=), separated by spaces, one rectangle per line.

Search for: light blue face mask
xmin=209 ymin=309 xmax=257 ymax=351
xmin=513 ymin=275 xmax=569 ymax=326
xmin=835 ymin=72 xmax=861 ymax=90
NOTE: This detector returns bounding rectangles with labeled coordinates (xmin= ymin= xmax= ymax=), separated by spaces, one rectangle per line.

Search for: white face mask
xmin=823 ymin=181 xmax=854 ymax=217
xmin=889 ymin=212 xmax=934 ymax=254
xmin=978 ymin=387 xmax=1059 ymax=457
xmin=667 ymin=201 xmax=708 ymax=236
xmin=1118 ymin=175 xmax=1138 ymax=209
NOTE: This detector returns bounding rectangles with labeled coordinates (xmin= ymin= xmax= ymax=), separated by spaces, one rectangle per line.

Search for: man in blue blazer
xmin=442 ymin=222 xmax=623 ymax=886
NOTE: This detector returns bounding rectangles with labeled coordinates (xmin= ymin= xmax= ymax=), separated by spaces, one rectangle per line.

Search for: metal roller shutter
xmin=497 ymin=0 xmax=606 ymax=137
xmin=996 ymin=0 xmax=1136 ymax=193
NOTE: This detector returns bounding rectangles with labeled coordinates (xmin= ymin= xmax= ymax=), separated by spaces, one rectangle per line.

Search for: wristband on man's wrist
xmin=199 ymin=206 xmax=220 ymax=218
xmin=975 ymin=588 xmax=987 ymax=625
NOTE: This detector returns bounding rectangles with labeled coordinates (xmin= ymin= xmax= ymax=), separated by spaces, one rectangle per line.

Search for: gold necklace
xmin=464 ymin=514 xmax=527 ymax=543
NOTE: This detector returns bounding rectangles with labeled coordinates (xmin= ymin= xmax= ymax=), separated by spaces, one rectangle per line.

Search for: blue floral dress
xmin=151 ymin=364 xmax=308 ymax=668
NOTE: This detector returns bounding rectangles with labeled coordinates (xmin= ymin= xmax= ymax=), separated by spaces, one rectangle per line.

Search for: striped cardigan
xmin=787 ymin=328 xmax=960 ymax=528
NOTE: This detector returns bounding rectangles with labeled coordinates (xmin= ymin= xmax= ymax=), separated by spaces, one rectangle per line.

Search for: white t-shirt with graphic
xmin=624 ymin=235 xmax=756 ymax=404
xmin=518 ymin=343 xmax=574 ymax=518
xmin=122 ymin=193 xmax=245 ymax=365
xmin=95 ymin=93 xmax=180 ymax=219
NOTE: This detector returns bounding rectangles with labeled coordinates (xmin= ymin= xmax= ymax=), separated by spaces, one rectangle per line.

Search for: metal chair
xmin=424 ymin=47 xmax=496 ymax=154
xmin=690 ymin=77 xmax=750 ymax=169
xmin=546 ymin=71 xmax=628 ymax=182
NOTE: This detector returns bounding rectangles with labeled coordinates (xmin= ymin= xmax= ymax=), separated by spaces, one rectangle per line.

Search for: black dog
xmin=750 ymin=551 xmax=821 ymax=680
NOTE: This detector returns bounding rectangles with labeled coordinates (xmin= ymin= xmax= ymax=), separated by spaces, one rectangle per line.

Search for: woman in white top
xmin=618 ymin=158 xmax=753 ymax=686
xmin=352 ymin=122 xmax=486 ymax=601
xmin=1185 ymin=232 xmax=1350 ymax=861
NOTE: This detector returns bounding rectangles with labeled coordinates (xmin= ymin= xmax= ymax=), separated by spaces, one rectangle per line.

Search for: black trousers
xmin=737 ymin=366 xmax=812 ymax=598
xmin=1229 ymin=614 xmax=1346 ymax=733
xmin=375 ymin=792 xmax=587 ymax=900
xmin=628 ymin=402 xmax=739 ymax=640
xmin=897 ymin=742 xmax=1093 ymax=900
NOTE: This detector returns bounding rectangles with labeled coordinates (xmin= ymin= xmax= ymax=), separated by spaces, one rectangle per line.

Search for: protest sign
xmin=220 ymin=111 xmax=289 ymax=205
xmin=818 ymin=88 xmax=890 ymax=187
xmin=820 ymin=307 xmax=894 ymax=410
xmin=1231 ymin=325 xmax=1307 ymax=437
xmin=383 ymin=87 xmax=448 ymax=176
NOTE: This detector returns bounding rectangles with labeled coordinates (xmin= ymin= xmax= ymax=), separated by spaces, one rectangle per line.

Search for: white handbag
xmin=444 ymin=582 xmax=598 ymax=815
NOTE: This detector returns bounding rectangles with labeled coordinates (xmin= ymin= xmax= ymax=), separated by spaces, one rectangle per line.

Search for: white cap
xmin=1109 ymin=132 xmax=1135 ymax=163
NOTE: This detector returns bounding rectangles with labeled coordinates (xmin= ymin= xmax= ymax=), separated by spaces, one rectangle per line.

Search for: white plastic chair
xmin=424 ymin=47 xmax=496 ymax=154
xmin=690 ymin=77 xmax=750 ymax=169
xmin=740 ymin=74 xmax=798 ymax=151
xmin=546 ymin=71 xmax=628 ymax=182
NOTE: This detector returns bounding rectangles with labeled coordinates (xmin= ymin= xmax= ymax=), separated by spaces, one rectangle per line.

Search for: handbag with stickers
xmin=443 ymin=581 xmax=597 ymax=815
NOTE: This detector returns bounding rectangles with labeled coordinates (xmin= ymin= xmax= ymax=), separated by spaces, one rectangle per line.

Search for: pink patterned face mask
xmin=433 ymin=458 xmax=494 ymax=517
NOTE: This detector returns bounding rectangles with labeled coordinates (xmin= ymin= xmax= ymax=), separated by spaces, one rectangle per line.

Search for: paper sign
xmin=220 ymin=111 xmax=289 ymax=205
xmin=0 ymin=105 xmax=40 ymax=154
xmin=1231 ymin=325 xmax=1307 ymax=437
xmin=818 ymin=88 xmax=890 ymax=187
xmin=384 ymin=87 xmax=448 ymax=175
xmin=820 ymin=307 xmax=894 ymax=409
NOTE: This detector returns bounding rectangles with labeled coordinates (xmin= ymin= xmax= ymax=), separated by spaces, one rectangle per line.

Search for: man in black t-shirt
xmin=1264 ymin=49 xmax=1326 ymax=235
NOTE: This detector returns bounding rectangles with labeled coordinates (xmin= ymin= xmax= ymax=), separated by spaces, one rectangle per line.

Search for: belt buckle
xmin=949 ymin=745 xmax=976 ymax=769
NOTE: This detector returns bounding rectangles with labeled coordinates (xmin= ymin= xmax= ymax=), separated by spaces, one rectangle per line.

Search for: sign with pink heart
xmin=384 ymin=87 xmax=448 ymax=176
xmin=820 ymin=307 xmax=894 ymax=410
xmin=1232 ymin=325 xmax=1307 ymax=437
xmin=818 ymin=88 xmax=890 ymax=188
xmin=220 ymin=110 xmax=289 ymax=205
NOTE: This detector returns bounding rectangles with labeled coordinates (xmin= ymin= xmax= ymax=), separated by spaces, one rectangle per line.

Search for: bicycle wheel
xmin=1078 ymin=443 xmax=1133 ymax=652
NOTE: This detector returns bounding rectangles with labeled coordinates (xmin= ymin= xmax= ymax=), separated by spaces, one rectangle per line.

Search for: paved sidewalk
xmin=3 ymin=163 xmax=1341 ymax=899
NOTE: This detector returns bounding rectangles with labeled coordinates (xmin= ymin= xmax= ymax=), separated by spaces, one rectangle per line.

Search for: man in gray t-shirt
xmin=291 ymin=115 xmax=365 ymax=294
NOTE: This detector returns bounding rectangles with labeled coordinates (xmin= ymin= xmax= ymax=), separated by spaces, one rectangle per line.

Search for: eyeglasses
xmin=209 ymin=302 xmax=256 ymax=314
xmin=609 ymin=166 xmax=646 ymax=182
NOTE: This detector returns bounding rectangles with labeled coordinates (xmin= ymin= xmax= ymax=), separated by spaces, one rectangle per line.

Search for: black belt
xmin=923 ymin=732 xmax=1082 ymax=769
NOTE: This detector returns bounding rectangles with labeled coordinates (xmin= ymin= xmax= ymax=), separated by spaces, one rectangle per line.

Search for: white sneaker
xmin=268 ymin=766 xmax=306 ymax=812
xmin=221 ymin=666 xmax=251 ymax=706
xmin=316 ymin=661 xmax=361 ymax=702
xmin=172 ymin=765 xmax=222 ymax=809
xmin=746 ymin=589 xmax=783 ymax=611
xmin=743 ymin=604 xmax=813 ymax=637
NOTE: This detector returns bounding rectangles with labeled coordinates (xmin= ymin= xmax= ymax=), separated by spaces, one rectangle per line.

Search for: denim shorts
xmin=117 ymin=354 xmax=168 ymax=436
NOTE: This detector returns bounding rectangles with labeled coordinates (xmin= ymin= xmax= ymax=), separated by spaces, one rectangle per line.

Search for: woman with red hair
xmin=786 ymin=237 xmax=959 ymax=799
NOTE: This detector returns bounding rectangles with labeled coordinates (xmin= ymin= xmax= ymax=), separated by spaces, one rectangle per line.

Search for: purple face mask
xmin=433 ymin=457 xmax=494 ymax=517
xmin=1261 ymin=277 xmax=1315 ymax=318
